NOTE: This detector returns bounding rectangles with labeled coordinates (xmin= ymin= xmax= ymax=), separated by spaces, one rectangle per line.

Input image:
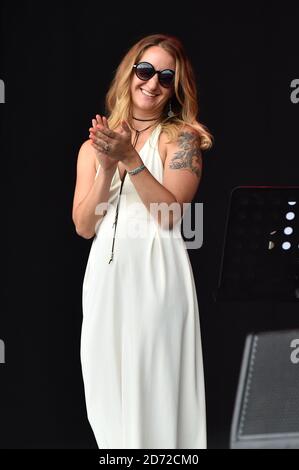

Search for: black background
xmin=0 ymin=2 xmax=299 ymax=449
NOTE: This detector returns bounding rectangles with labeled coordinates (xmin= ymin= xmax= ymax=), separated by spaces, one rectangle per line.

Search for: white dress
xmin=80 ymin=123 xmax=206 ymax=449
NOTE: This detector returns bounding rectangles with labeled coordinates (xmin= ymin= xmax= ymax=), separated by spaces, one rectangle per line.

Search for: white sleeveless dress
xmin=80 ymin=124 xmax=206 ymax=449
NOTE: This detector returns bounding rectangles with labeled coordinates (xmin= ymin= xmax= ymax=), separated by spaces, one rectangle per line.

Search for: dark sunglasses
xmin=133 ymin=61 xmax=175 ymax=88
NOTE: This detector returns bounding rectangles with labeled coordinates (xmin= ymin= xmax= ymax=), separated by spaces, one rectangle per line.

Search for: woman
xmin=72 ymin=33 xmax=213 ymax=449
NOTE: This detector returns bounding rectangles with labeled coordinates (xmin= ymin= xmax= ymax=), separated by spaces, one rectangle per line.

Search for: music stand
xmin=216 ymin=186 xmax=299 ymax=302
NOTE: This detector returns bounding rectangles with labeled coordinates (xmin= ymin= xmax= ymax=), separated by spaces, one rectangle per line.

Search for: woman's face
xmin=130 ymin=45 xmax=175 ymax=118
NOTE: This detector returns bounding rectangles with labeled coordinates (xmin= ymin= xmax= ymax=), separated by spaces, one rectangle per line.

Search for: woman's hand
xmin=90 ymin=115 xmax=133 ymax=163
xmin=89 ymin=115 xmax=118 ymax=172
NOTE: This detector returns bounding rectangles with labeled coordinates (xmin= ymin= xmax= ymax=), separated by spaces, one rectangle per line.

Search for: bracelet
xmin=127 ymin=163 xmax=146 ymax=175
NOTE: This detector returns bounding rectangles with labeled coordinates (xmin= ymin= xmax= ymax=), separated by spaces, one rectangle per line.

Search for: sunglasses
xmin=133 ymin=61 xmax=175 ymax=88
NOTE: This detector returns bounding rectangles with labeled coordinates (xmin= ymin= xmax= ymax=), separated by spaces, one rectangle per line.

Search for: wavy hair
xmin=105 ymin=34 xmax=213 ymax=150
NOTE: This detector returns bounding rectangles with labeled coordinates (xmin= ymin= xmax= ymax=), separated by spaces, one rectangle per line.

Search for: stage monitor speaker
xmin=230 ymin=329 xmax=299 ymax=449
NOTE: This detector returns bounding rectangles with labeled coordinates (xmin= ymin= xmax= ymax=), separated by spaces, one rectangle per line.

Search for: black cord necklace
xmin=133 ymin=115 xmax=161 ymax=122
xmin=108 ymin=119 xmax=160 ymax=264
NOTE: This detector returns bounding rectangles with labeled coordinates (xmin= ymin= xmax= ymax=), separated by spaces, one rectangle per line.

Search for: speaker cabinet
xmin=230 ymin=329 xmax=299 ymax=448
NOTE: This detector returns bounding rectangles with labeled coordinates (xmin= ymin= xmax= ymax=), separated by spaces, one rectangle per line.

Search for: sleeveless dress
xmin=80 ymin=123 xmax=206 ymax=449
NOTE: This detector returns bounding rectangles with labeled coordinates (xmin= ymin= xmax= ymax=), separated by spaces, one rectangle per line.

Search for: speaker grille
xmin=231 ymin=330 xmax=299 ymax=448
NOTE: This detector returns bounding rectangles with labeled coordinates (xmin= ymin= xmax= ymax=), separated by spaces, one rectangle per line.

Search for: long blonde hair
xmin=105 ymin=34 xmax=213 ymax=150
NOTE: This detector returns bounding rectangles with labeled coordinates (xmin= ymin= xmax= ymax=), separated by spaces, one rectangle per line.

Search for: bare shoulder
xmin=79 ymin=139 xmax=98 ymax=171
xmin=157 ymin=130 xmax=169 ymax=166
xmin=174 ymin=124 xmax=201 ymax=144
xmin=163 ymin=124 xmax=202 ymax=152
xmin=164 ymin=125 xmax=202 ymax=179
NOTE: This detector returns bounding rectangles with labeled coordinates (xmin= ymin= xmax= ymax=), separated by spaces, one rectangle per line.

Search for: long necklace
xmin=108 ymin=120 xmax=160 ymax=264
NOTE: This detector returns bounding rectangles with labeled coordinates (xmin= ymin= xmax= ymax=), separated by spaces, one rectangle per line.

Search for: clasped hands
xmin=89 ymin=114 xmax=133 ymax=164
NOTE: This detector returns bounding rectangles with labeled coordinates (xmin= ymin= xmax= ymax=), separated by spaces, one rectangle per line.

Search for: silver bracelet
xmin=127 ymin=163 xmax=146 ymax=175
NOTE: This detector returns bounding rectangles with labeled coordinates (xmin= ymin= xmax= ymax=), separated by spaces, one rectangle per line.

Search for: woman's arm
xmin=122 ymin=128 xmax=203 ymax=230
xmin=72 ymin=140 xmax=116 ymax=239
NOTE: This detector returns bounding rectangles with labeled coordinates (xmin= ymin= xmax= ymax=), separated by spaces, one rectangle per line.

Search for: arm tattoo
xmin=168 ymin=131 xmax=202 ymax=178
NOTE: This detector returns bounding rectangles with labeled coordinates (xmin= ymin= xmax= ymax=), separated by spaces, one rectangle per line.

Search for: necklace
xmin=132 ymin=115 xmax=160 ymax=121
xmin=108 ymin=118 xmax=161 ymax=264
xmin=122 ymin=118 xmax=162 ymax=180
xmin=130 ymin=122 xmax=158 ymax=140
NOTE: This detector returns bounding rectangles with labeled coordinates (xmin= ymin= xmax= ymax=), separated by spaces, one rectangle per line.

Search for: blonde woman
xmin=72 ymin=33 xmax=213 ymax=449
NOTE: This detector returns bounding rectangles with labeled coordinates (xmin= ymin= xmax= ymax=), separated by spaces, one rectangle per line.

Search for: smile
xmin=140 ymin=88 xmax=159 ymax=97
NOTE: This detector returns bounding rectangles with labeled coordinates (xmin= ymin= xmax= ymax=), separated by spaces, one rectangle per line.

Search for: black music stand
xmin=216 ymin=186 xmax=299 ymax=302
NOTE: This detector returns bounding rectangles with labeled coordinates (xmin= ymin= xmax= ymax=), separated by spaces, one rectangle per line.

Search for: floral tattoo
xmin=168 ymin=132 xmax=202 ymax=178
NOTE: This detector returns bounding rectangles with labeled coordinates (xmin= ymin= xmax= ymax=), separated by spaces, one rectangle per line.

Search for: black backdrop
xmin=0 ymin=2 xmax=299 ymax=449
